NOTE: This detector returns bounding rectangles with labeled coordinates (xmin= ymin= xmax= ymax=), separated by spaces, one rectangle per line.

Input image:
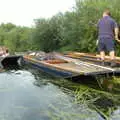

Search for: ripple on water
xmin=0 ymin=67 xmax=119 ymax=120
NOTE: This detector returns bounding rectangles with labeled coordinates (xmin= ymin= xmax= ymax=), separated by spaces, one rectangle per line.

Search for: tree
xmin=32 ymin=14 xmax=63 ymax=52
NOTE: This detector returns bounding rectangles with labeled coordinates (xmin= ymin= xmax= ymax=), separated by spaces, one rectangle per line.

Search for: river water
xmin=0 ymin=66 xmax=120 ymax=120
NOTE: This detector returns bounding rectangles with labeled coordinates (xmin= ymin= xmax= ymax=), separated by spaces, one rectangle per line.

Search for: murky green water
xmin=0 ymin=66 xmax=120 ymax=120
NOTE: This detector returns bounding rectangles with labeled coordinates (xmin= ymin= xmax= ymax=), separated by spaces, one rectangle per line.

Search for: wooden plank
xmin=54 ymin=53 xmax=115 ymax=72
xmin=68 ymin=52 xmax=120 ymax=59
xmin=66 ymin=52 xmax=120 ymax=64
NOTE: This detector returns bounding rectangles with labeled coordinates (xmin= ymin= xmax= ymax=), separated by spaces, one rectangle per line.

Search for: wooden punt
xmin=23 ymin=55 xmax=80 ymax=78
xmin=23 ymin=53 xmax=120 ymax=78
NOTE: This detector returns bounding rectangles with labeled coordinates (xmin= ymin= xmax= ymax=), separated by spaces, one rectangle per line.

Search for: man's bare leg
xmin=100 ymin=51 xmax=105 ymax=60
xmin=109 ymin=51 xmax=115 ymax=60
xmin=109 ymin=51 xmax=116 ymax=67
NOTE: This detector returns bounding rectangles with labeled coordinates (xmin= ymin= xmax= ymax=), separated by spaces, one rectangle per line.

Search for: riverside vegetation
xmin=0 ymin=0 xmax=120 ymax=54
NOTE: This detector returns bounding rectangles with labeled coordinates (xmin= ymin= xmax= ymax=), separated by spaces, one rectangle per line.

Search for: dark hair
xmin=6 ymin=49 xmax=9 ymax=53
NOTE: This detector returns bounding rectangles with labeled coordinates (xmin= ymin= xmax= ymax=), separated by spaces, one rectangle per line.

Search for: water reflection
xmin=111 ymin=108 xmax=120 ymax=120
xmin=0 ymin=66 xmax=120 ymax=120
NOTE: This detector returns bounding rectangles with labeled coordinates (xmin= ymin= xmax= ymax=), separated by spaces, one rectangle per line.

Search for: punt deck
xmin=23 ymin=53 xmax=120 ymax=78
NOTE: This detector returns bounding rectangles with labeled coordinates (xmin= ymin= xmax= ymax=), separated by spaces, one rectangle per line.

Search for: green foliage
xmin=0 ymin=23 xmax=16 ymax=46
xmin=32 ymin=14 xmax=63 ymax=52
xmin=31 ymin=0 xmax=120 ymax=54
xmin=1 ymin=0 xmax=120 ymax=54
xmin=0 ymin=23 xmax=32 ymax=53
xmin=4 ymin=27 xmax=31 ymax=52
xmin=74 ymin=0 xmax=120 ymax=54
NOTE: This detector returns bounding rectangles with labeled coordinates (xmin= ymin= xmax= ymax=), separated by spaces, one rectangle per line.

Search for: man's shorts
xmin=98 ymin=38 xmax=115 ymax=52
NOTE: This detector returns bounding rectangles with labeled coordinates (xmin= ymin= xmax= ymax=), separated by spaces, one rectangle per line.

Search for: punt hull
xmin=23 ymin=56 xmax=78 ymax=78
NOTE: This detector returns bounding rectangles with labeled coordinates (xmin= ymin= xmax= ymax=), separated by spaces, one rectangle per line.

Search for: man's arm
xmin=114 ymin=27 xmax=120 ymax=42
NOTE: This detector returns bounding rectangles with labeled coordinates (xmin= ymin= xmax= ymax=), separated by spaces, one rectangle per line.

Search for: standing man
xmin=97 ymin=9 xmax=120 ymax=66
